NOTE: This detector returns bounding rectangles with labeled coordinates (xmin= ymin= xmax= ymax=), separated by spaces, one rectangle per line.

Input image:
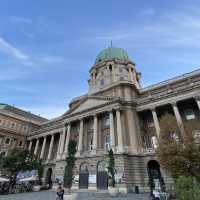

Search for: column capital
xmin=150 ymin=106 xmax=157 ymax=111
xmin=78 ymin=118 xmax=84 ymax=122
xmin=115 ymin=107 xmax=122 ymax=112
xmin=91 ymin=113 xmax=98 ymax=117
xmin=171 ymin=101 xmax=177 ymax=107
xmin=194 ymin=95 xmax=200 ymax=101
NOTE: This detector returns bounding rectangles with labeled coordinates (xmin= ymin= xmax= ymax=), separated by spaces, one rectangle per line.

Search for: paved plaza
xmin=0 ymin=190 xmax=149 ymax=200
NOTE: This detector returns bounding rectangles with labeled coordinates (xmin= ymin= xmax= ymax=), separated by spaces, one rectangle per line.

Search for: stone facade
xmin=0 ymin=104 xmax=47 ymax=157
xmin=2 ymin=47 xmax=200 ymax=192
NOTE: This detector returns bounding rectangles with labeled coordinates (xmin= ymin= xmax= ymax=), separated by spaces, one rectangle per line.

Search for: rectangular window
xmin=151 ymin=136 xmax=158 ymax=149
xmin=5 ymin=138 xmax=11 ymax=145
xmin=103 ymin=115 xmax=110 ymax=127
xmin=104 ymin=135 xmax=111 ymax=151
xmin=185 ymin=109 xmax=195 ymax=120
xmin=100 ymin=79 xmax=104 ymax=86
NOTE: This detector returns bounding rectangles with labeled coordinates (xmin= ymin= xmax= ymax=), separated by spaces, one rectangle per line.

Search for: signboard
xmin=89 ymin=174 xmax=96 ymax=184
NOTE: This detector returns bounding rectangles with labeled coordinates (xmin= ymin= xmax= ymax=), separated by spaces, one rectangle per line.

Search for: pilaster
xmin=116 ymin=109 xmax=124 ymax=153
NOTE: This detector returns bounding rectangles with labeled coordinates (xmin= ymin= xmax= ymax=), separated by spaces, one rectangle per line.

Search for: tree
xmin=107 ymin=149 xmax=116 ymax=187
xmin=175 ymin=176 xmax=200 ymax=200
xmin=63 ymin=140 xmax=77 ymax=193
xmin=36 ymin=159 xmax=44 ymax=185
xmin=0 ymin=148 xmax=43 ymax=186
xmin=156 ymin=113 xmax=200 ymax=180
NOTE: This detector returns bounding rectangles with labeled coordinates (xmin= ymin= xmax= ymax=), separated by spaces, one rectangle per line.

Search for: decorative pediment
xmin=68 ymin=96 xmax=117 ymax=115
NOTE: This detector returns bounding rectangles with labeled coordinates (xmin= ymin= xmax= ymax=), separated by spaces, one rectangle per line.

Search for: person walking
xmin=56 ymin=183 xmax=64 ymax=200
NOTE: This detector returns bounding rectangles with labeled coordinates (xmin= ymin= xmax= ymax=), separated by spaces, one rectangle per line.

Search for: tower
xmin=88 ymin=47 xmax=141 ymax=100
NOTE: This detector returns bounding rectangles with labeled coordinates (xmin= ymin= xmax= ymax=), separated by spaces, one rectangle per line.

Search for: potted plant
xmin=107 ymin=149 xmax=119 ymax=197
xmin=63 ymin=140 xmax=77 ymax=200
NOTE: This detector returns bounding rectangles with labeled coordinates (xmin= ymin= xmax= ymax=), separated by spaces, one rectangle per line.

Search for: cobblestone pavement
xmin=0 ymin=190 xmax=149 ymax=200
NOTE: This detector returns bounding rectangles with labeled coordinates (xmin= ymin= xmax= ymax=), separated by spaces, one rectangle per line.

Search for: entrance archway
xmin=96 ymin=161 xmax=108 ymax=190
xmin=147 ymin=160 xmax=165 ymax=191
xmin=46 ymin=168 xmax=53 ymax=189
xmin=79 ymin=163 xmax=89 ymax=189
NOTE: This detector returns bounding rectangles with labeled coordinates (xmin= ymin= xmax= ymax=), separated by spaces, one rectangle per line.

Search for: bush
xmin=63 ymin=140 xmax=77 ymax=193
xmin=175 ymin=176 xmax=200 ymax=200
xmin=107 ymin=149 xmax=116 ymax=187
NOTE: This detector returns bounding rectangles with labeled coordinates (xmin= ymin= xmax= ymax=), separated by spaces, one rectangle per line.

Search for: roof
xmin=95 ymin=47 xmax=130 ymax=64
xmin=140 ymin=68 xmax=200 ymax=92
xmin=0 ymin=103 xmax=48 ymax=123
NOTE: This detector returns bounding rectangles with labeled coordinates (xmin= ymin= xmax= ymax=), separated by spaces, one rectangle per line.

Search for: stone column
xmin=28 ymin=140 xmax=32 ymax=151
xmin=34 ymin=139 xmax=39 ymax=155
xmin=109 ymin=111 xmax=115 ymax=148
xmin=126 ymin=109 xmax=140 ymax=154
xmin=56 ymin=132 xmax=63 ymax=160
xmin=47 ymin=134 xmax=54 ymax=161
xmin=172 ymin=102 xmax=185 ymax=136
xmin=92 ymin=115 xmax=98 ymax=151
xmin=151 ymin=107 xmax=160 ymax=138
xmin=64 ymin=124 xmax=71 ymax=153
xmin=40 ymin=136 xmax=47 ymax=159
xmin=77 ymin=119 xmax=84 ymax=153
xmin=116 ymin=109 xmax=124 ymax=152
xmin=194 ymin=96 xmax=200 ymax=111
xmin=60 ymin=127 xmax=66 ymax=155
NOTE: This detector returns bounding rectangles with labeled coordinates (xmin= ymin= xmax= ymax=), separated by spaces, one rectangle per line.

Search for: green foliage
xmin=175 ymin=176 xmax=200 ymax=200
xmin=63 ymin=140 xmax=77 ymax=190
xmin=35 ymin=159 xmax=44 ymax=185
xmin=0 ymin=149 xmax=37 ymax=173
xmin=156 ymin=113 xmax=200 ymax=180
xmin=0 ymin=149 xmax=43 ymax=184
xmin=107 ymin=149 xmax=116 ymax=187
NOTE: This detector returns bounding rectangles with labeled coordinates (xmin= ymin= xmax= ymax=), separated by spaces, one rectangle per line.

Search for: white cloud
xmin=87 ymin=8 xmax=200 ymax=49
xmin=0 ymin=37 xmax=30 ymax=61
xmin=0 ymin=37 xmax=66 ymax=68
xmin=9 ymin=16 xmax=32 ymax=24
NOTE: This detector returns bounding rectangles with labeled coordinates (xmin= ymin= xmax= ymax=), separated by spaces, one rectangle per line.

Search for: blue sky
xmin=0 ymin=0 xmax=200 ymax=119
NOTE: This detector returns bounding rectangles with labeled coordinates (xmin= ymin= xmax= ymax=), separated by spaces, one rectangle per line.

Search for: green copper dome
xmin=95 ymin=47 xmax=129 ymax=63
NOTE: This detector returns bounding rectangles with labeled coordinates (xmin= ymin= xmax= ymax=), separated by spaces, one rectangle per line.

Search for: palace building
xmin=2 ymin=47 xmax=200 ymax=192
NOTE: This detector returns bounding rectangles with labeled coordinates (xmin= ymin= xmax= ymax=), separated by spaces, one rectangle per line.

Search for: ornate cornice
xmin=140 ymin=68 xmax=200 ymax=93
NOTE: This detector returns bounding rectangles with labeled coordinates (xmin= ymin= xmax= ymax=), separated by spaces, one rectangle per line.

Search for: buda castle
xmin=1 ymin=47 xmax=200 ymax=192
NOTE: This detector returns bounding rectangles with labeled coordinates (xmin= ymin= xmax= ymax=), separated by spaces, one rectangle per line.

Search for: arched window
xmin=109 ymin=64 xmax=112 ymax=72
xmin=97 ymin=161 xmax=107 ymax=172
xmin=80 ymin=163 xmax=89 ymax=173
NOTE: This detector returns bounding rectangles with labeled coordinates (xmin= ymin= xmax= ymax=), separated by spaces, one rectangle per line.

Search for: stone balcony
xmin=143 ymin=148 xmax=155 ymax=154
